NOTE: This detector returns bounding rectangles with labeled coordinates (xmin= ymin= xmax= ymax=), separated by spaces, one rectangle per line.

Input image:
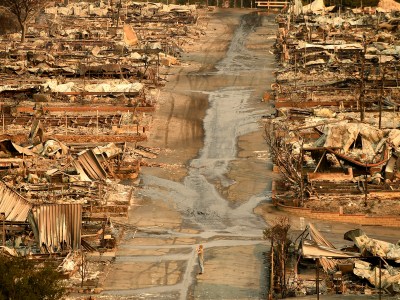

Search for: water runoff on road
xmin=140 ymin=12 xmax=275 ymax=235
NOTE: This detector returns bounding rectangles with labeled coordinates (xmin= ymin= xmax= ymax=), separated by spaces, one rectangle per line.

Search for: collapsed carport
xmin=0 ymin=181 xmax=82 ymax=254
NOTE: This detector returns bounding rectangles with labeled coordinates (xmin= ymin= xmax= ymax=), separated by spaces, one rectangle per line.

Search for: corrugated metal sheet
xmin=72 ymin=160 xmax=92 ymax=182
xmin=77 ymin=149 xmax=107 ymax=180
xmin=30 ymin=204 xmax=82 ymax=252
xmin=0 ymin=181 xmax=32 ymax=221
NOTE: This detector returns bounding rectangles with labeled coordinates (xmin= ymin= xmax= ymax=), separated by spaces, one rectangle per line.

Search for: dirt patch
xmin=304 ymin=197 xmax=400 ymax=215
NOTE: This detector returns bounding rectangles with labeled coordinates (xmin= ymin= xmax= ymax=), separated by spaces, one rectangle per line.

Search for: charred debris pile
xmin=0 ymin=0 xmax=203 ymax=290
xmin=268 ymin=0 xmax=400 ymax=217
xmin=268 ymin=222 xmax=400 ymax=297
xmin=0 ymin=0 xmax=204 ymax=142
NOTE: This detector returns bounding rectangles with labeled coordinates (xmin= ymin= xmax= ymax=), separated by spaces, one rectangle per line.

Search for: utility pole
xmin=359 ymin=33 xmax=367 ymax=122
xmin=269 ymin=238 xmax=274 ymax=300
xmin=364 ymin=162 xmax=368 ymax=207
xmin=316 ymin=258 xmax=320 ymax=300
xmin=300 ymin=139 xmax=304 ymax=206
xmin=1 ymin=213 xmax=5 ymax=246
xmin=157 ymin=52 xmax=160 ymax=85
xmin=379 ymin=257 xmax=382 ymax=300
xmin=116 ymin=0 xmax=122 ymax=28
xmin=379 ymin=64 xmax=385 ymax=129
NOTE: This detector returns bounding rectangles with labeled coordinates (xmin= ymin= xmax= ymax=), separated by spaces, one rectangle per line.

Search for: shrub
xmin=0 ymin=254 xmax=66 ymax=300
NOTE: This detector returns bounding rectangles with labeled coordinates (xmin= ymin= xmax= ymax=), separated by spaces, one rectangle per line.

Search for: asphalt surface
xmin=101 ymin=9 xmax=277 ymax=300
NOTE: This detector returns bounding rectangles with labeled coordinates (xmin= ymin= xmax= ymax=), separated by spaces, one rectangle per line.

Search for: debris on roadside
xmin=273 ymin=223 xmax=400 ymax=297
xmin=267 ymin=0 xmax=400 ymax=222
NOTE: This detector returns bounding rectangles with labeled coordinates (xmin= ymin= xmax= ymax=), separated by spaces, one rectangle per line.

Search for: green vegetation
xmin=0 ymin=255 xmax=66 ymax=300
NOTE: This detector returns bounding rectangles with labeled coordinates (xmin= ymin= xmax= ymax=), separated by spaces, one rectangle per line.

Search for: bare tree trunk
xmin=21 ymin=23 xmax=26 ymax=43
xmin=281 ymin=243 xmax=286 ymax=298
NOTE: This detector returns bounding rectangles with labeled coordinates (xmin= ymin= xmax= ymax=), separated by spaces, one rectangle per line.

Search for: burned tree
xmin=79 ymin=251 xmax=89 ymax=288
xmin=0 ymin=0 xmax=49 ymax=43
xmin=263 ymin=217 xmax=291 ymax=299
xmin=264 ymin=120 xmax=308 ymax=205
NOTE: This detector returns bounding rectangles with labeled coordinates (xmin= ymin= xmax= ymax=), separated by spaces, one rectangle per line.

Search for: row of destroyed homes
xmin=266 ymin=0 xmax=400 ymax=297
xmin=0 ymin=0 xmax=204 ymax=290
xmin=269 ymin=0 xmax=400 ymax=218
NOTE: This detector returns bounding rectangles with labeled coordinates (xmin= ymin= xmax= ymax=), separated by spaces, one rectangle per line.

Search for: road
xmin=101 ymin=9 xmax=277 ymax=300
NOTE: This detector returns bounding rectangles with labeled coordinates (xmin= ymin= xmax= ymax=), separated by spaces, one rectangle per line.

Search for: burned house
xmin=284 ymin=224 xmax=400 ymax=297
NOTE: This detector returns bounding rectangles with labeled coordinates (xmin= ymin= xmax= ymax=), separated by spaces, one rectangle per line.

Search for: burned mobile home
xmin=269 ymin=222 xmax=400 ymax=297
xmin=0 ymin=136 xmax=136 ymax=250
xmin=0 ymin=0 xmax=204 ymax=291
xmin=267 ymin=0 xmax=400 ymax=225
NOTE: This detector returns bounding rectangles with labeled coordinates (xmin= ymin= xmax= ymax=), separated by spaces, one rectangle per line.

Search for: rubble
xmin=268 ymin=0 xmax=400 ymax=221
xmin=0 ymin=0 xmax=206 ymax=294
xmin=278 ymin=224 xmax=400 ymax=297
xmin=266 ymin=2 xmax=400 ymax=296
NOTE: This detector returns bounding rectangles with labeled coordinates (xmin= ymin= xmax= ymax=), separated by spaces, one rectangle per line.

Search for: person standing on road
xmin=197 ymin=244 xmax=204 ymax=274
